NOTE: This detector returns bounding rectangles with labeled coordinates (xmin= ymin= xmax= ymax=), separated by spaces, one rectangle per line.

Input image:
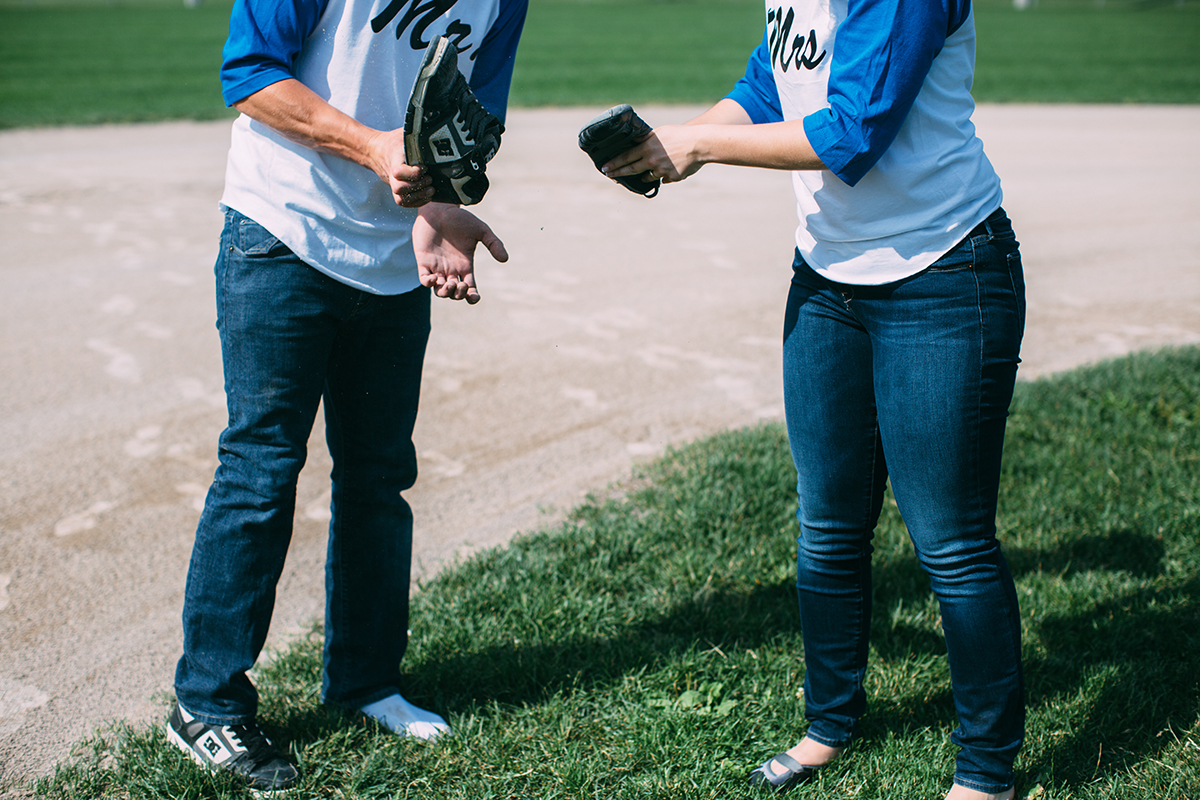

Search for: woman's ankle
xmin=944 ymin=782 xmax=1015 ymax=800
xmin=782 ymin=736 xmax=843 ymax=768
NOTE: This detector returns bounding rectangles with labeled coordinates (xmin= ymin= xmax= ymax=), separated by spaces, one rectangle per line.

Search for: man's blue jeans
xmin=175 ymin=209 xmax=431 ymax=724
xmin=782 ymin=208 xmax=1026 ymax=793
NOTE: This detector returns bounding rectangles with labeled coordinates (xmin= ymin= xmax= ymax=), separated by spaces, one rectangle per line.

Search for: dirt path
xmin=1 ymin=105 xmax=1198 ymax=790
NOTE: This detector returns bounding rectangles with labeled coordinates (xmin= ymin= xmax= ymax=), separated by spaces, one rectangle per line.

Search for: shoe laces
xmin=225 ymin=722 xmax=279 ymax=761
xmin=453 ymin=84 xmax=501 ymax=141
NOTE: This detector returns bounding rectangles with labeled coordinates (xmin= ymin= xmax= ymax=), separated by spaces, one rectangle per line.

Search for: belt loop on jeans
xmin=976 ymin=206 xmax=1006 ymax=240
xmin=951 ymin=219 xmax=990 ymax=253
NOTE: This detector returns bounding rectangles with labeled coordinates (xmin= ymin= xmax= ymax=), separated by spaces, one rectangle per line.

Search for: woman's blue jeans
xmin=174 ymin=209 xmax=431 ymax=724
xmin=782 ymin=208 xmax=1026 ymax=793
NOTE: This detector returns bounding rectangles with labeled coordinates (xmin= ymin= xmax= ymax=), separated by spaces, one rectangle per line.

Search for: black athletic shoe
xmin=404 ymin=35 xmax=504 ymax=205
xmin=166 ymin=703 xmax=299 ymax=794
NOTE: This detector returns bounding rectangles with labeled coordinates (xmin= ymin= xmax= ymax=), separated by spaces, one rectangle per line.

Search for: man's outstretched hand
xmin=413 ymin=203 xmax=508 ymax=304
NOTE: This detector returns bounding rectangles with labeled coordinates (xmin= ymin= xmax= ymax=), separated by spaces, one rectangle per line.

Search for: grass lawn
xmin=1 ymin=0 xmax=1198 ymax=128
xmin=0 ymin=0 xmax=235 ymax=128
xmin=29 ymin=345 xmax=1200 ymax=798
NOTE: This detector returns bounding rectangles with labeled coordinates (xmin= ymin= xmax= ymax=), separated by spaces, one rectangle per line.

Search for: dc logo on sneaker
xmin=429 ymin=125 xmax=461 ymax=161
xmin=197 ymin=731 xmax=232 ymax=764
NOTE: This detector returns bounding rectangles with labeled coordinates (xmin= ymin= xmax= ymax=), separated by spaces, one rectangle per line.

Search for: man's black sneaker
xmin=166 ymin=703 xmax=299 ymax=794
xmin=404 ymin=35 xmax=504 ymax=205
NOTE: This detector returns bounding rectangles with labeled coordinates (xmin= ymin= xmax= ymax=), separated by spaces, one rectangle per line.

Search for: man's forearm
xmin=234 ymin=77 xmax=429 ymax=206
xmin=233 ymin=78 xmax=394 ymax=180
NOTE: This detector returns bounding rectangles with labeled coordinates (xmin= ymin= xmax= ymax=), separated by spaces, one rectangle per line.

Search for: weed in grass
xmin=28 ymin=346 xmax=1200 ymax=798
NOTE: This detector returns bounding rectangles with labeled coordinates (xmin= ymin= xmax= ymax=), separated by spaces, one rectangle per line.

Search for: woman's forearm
xmin=680 ymin=118 xmax=825 ymax=172
xmin=603 ymin=98 xmax=826 ymax=182
xmin=684 ymin=98 xmax=756 ymax=127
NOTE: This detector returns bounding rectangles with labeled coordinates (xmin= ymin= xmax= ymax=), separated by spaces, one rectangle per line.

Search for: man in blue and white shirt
xmin=605 ymin=2 xmax=1024 ymax=798
xmin=168 ymin=0 xmax=525 ymax=791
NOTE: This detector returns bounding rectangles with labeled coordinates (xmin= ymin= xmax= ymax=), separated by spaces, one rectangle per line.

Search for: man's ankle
xmin=359 ymin=693 xmax=449 ymax=741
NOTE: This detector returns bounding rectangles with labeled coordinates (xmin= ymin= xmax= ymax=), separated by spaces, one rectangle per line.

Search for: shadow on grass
xmin=1021 ymin=574 xmax=1200 ymax=787
xmin=862 ymin=524 xmax=1197 ymax=790
xmin=248 ymin=348 xmax=1200 ymax=796
xmin=401 ymin=579 xmax=803 ymax=709
xmin=382 ymin=514 xmax=1195 ymax=796
xmin=1006 ymin=528 xmax=1168 ymax=579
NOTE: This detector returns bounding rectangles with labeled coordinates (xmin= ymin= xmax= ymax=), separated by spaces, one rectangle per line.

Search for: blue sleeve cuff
xmin=220 ymin=0 xmax=326 ymax=106
xmin=724 ymin=31 xmax=782 ymax=124
xmin=221 ymin=69 xmax=294 ymax=108
xmin=803 ymin=104 xmax=870 ymax=186
xmin=468 ymin=0 xmax=529 ymax=122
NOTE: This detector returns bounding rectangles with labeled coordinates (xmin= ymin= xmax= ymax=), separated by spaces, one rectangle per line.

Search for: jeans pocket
xmin=231 ymin=211 xmax=286 ymax=257
xmin=924 ymin=235 xmax=976 ymax=273
xmin=1007 ymin=250 xmax=1026 ymax=332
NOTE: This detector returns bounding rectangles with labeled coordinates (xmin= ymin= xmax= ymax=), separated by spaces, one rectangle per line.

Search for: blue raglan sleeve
xmin=724 ymin=30 xmax=783 ymax=124
xmin=220 ymin=0 xmax=328 ymax=106
xmin=804 ymin=0 xmax=970 ymax=186
xmin=468 ymin=0 xmax=529 ymax=123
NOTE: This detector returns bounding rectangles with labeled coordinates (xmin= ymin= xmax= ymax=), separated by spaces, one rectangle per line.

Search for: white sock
xmin=359 ymin=693 xmax=449 ymax=741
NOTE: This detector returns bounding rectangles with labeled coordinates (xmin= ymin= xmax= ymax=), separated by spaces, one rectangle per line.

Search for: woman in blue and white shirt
xmin=606 ymin=1 xmax=1024 ymax=798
